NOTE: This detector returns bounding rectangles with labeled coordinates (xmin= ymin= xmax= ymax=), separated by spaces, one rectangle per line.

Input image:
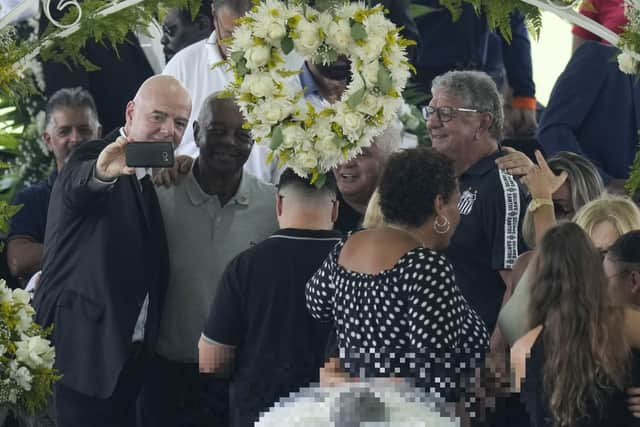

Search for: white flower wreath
xmin=223 ymin=0 xmax=414 ymax=183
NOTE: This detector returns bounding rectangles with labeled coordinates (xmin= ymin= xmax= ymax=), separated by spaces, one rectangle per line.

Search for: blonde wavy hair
xmin=573 ymin=194 xmax=640 ymax=237
xmin=363 ymin=189 xmax=384 ymax=229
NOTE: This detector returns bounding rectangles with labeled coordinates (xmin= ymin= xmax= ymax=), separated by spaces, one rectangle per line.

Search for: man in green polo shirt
xmin=139 ymin=94 xmax=278 ymax=426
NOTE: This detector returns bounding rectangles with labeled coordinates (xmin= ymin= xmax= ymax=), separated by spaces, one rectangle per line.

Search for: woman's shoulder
xmin=338 ymin=229 xmax=425 ymax=275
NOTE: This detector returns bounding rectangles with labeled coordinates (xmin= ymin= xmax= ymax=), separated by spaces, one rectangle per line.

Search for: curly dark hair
xmin=378 ymin=147 xmax=457 ymax=227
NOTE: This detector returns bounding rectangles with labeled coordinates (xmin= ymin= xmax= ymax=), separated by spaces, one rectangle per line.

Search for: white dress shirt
xmin=162 ymin=31 xmax=282 ymax=183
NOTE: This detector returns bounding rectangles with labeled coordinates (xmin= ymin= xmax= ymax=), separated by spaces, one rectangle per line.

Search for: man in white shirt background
xmin=162 ymin=0 xmax=282 ymax=184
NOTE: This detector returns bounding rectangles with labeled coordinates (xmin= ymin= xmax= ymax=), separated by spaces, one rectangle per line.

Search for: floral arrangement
xmin=223 ymin=0 xmax=414 ymax=182
xmin=618 ymin=0 xmax=640 ymax=75
xmin=0 ymin=280 xmax=59 ymax=424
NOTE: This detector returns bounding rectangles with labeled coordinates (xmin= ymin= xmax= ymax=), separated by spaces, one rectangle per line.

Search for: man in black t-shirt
xmin=199 ymin=169 xmax=341 ymax=427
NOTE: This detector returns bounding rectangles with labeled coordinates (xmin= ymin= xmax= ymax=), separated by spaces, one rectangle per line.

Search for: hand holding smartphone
xmin=125 ymin=142 xmax=175 ymax=168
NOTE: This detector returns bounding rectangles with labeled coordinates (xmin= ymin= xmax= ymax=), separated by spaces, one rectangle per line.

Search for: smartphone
xmin=125 ymin=142 xmax=175 ymax=168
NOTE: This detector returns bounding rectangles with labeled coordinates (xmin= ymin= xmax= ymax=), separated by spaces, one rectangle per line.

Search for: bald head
xmin=125 ymin=75 xmax=191 ymax=147
xmin=197 ymin=94 xmax=238 ymax=125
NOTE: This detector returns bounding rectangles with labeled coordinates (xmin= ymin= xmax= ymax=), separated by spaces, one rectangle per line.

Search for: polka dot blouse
xmin=306 ymin=241 xmax=489 ymax=397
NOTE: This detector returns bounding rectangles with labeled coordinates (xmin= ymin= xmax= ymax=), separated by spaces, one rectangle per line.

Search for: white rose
xmin=295 ymin=150 xmax=318 ymax=169
xmin=618 ymin=51 xmax=637 ymax=75
xmin=327 ymin=20 xmax=352 ymax=51
xmin=230 ymin=26 xmax=253 ymax=52
xmin=245 ymin=45 xmax=272 ymax=69
xmin=361 ymin=60 xmax=379 ymax=87
xmin=15 ymin=335 xmax=56 ymax=369
xmin=294 ymin=19 xmax=321 ymax=54
xmin=335 ymin=107 xmax=365 ymax=141
xmin=315 ymin=135 xmax=341 ymax=157
xmin=255 ymin=17 xmax=287 ymax=43
xmin=251 ymin=124 xmax=272 ymax=141
xmin=0 ymin=283 xmax=11 ymax=303
xmin=357 ymin=93 xmax=384 ymax=116
xmin=361 ymin=36 xmax=386 ymax=62
xmin=257 ymin=100 xmax=291 ymax=124
xmin=15 ymin=307 xmax=34 ymax=334
xmin=243 ymin=74 xmax=276 ymax=98
xmin=9 ymin=361 xmax=32 ymax=392
xmin=282 ymin=125 xmax=306 ymax=149
xmin=343 ymin=112 xmax=364 ymax=134
xmin=12 ymin=288 xmax=31 ymax=306
xmin=364 ymin=13 xmax=392 ymax=37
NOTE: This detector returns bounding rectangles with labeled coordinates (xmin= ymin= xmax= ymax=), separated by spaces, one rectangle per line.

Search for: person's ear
xmin=124 ymin=101 xmax=135 ymax=132
xmin=433 ymin=194 xmax=445 ymax=217
xmin=275 ymin=193 xmax=283 ymax=217
xmin=331 ymin=198 xmax=339 ymax=224
xmin=630 ymin=271 xmax=640 ymax=295
xmin=192 ymin=120 xmax=201 ymax=146
xmin=43 ymin=131 xmax=53 ymax=152
xmin=479 ymin=112 xmax=493 ymax=133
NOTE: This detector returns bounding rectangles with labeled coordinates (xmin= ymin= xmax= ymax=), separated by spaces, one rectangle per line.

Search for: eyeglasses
xmin=422 ymin=105 xmax=484 ymax=123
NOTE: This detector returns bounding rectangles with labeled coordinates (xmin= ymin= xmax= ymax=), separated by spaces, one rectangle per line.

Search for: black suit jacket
xmin=34 ymin=131 xmax=169 ymax=398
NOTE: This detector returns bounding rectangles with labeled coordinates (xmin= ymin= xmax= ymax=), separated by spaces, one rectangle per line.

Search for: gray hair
xmin=431 ymin=70 xmax=504 ymax=141
xmin=372 ymin=117 xmax=403 ymax=155
xmin=45 ymin=87 xmax=99 ymax=130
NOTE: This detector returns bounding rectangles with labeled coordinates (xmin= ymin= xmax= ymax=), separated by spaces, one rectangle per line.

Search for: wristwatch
xmin=528 ymin=198 xmax=553 ymax=213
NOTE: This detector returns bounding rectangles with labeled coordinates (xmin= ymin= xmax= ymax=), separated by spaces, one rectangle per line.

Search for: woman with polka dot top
xmin=306 ymin=146 xmax=489 ymax=403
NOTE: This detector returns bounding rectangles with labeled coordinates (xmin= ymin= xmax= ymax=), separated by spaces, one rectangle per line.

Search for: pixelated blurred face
xmin=125 ymin=90 xmax=190 ymax=148
xmin=196 ymin=101 xmax=253 ymax=174
xmin=44 ymin=106 xmax=99 ymax=168
xmin=161 ymin=8 xmax=204 ymax=62
xmin=589 ymin=220 xmax=619 ymax=255
xmin=427 ymin=91 xmax=481 ymax=161
xmin=333 ymin=144 xmax=386 ymax=206
xmin=603 ymin=255 xmax=630 ymax=304
xmin=213 ymin=6 xmax=240 ymax=59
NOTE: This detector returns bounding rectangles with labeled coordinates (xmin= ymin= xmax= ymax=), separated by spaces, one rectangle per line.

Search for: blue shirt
xmin=8 ymin=171 xmax=57 ymax=243
xmin=413 ymin=2 xmax=534 ymax=98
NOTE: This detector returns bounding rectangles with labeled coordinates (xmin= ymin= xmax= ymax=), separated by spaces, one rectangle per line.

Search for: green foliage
xmin=434 ymin=0 xmax=543 ymax=41
xmin=625 ymin=133 xmax=640 ymax=197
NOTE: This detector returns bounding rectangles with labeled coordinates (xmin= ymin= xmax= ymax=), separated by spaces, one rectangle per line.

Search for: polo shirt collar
xmin=185 ymin=161 xmax=251 ymax=207
xmin=205 ymin=31 xmax=224 ymax=68
xmin=461 ymin=148 xmax=502 ymax=177
xmin=299 ymin=62 xmax=321 ymax=97
xmin=271 ymin=228 xmax=343 ymax=239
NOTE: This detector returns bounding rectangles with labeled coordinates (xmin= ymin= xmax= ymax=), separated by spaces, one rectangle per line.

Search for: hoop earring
xmin=433 ymin=215 xmax=450 ymax=234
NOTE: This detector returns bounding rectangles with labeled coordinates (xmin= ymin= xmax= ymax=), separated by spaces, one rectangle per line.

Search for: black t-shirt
xmin=8 ymin=172 xmax=57 ymax=244
xmin=445 ymin=150 xmax=527 ymax=333
xmin=333 ymin=192 xmax=363 ymax=235
xmin=203 ymin=228 xmax=342 ymax=427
